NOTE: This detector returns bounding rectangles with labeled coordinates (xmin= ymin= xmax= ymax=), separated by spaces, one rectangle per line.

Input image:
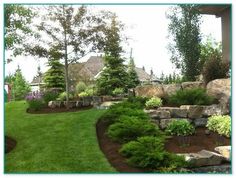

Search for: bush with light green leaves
xmin=206 ymin=115 xmax=231 ymax=137
xmin=145 ymin=97 xmax=163 ymax=109
xmin=165 ymin=119 xmax=195 ymax=136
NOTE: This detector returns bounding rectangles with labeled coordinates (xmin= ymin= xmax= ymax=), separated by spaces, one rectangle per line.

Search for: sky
xmin=5 ymin=5 xmax=222 ymax=82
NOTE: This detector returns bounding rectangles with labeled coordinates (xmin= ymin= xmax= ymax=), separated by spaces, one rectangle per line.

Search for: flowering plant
xmin=25 ymin=91 xmax=44 ymax=111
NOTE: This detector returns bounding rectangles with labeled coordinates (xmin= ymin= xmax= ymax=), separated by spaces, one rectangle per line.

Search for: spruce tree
xmin=97 ymin=15 xmax=128 ymax=95
xmin=43 ymin=47 xmax=65 ymax=91
xmin=127 ymin=58 xmax=140 ymax=88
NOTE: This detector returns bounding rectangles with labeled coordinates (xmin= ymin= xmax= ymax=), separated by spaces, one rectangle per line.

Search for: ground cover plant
xmin=5 ymin=101 xmax=115 ymax=173
xmin=145 ymin=97 xmax=163 ymax=109
xmin=165 ymin=119 xmax=195 ymax=136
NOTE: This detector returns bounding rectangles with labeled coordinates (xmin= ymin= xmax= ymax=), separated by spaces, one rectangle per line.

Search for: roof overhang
xmin=197 ymin=5 xmax=231 ymax=17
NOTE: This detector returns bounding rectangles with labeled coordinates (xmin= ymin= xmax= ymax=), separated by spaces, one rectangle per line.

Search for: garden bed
xmin=5 ymin=136 xmax=17 ymax=153
xmin=96 ymin=119 xmax=230 ymax=173
xmin=165 ymin=127 xmax=230 ymax=153
xmin=26 ymin=105 xmax=93 ymax=114
xmin=96 ymin=119 xmax=148 ymax=173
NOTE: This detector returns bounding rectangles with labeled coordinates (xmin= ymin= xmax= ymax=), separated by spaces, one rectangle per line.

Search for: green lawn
xmin=5 ymin=101 xmax=116 ymax=173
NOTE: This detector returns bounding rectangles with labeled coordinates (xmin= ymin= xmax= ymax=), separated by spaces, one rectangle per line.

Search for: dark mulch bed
xmin=26 ymin=106 xmax=93 ymax=114
xmin=96 ymin=119 xmax=149 ymax=173
xmin=5 ymin=136 xmax=17 ymax=153
xmin=165 ymin=127 xmax=230 ymax=153
xmin=96 ymin=120 xmax=231 ymax=173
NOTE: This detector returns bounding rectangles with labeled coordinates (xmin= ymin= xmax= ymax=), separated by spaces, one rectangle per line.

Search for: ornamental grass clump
xmin=206 ymin=115 xmax=231 ymax=137
xmin=25 ymin=92 xmax=44 ymax=111
xmin=145 ymin=97 xmax=163 ymax=109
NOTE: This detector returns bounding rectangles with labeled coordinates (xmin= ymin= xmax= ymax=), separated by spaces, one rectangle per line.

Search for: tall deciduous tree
xmin=167 ymin=5 xmax=202 ymax=81
xmin=4 ymin=4 xmax=35 ymax=60
xmin=25 ymin=5 xmax=113 ymax=108
xmin=97 ymin=15 xmax=128 ymax=95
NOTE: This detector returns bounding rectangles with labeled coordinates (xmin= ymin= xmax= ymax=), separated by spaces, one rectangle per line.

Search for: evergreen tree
xmin=160 ymin=72 xmax=165 ymax=81
xmin=43 ymin=46 xmax=65 ymax=91
xmin=97 ymin=15 xmax=128 ymax=95
xmin=127 ymin=58 xmax=140 ymax=89
xmin=11 ymin=65 xmax=31 ymax=100
xmin=142 ymin=66 xmax=145 ymax=71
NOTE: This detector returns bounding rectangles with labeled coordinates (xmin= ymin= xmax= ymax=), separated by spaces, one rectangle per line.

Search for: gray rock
xmin=202 ymin=104 xmax=223 ymax=117
xmin=180 ymin=105 xmax=191 ymax=110
xmin=215 ymin=146 xmax=231 ymax=161
xmin=48 ymin=101 xmax=56 ymax=109
xmin=158 ymin=107 xmax=188 ymax=118
xmin=193 ymin=118 xmax=208 ymax=127
xmin=181 ymin=81 xmax=204 ymax=90
xmin=162 ymin=84 xmax=182 ymax=96
xmin=179 ymin=150 xmax=225 ymax=167
xmin=76 ymin=101 xmax=83 ymax=108
xmin=191 ymin=164 xmax=231 ymax=173
xmin=188 ymin=105 xmax=204 ymax=119
xmin=144 ymin=109 xmax=171 ymax=119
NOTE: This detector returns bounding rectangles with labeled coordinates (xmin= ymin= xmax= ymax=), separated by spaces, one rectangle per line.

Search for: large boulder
xmin=181 ymin=81 xmax=204 ymax=90
xmin=162 ymin=84 xmax=182 ymax=96
xmin=215 ymin=146 xmax=231 ymax=161
xmin=135 ymin=85 xmax=165 ymax=98
xmin=202 ymin=104 xmax=223 ymax=117
xmin=179 ymin=150 xmax=226 ymax=167
xmin=158 ymin=107 xmax=188 ymax=118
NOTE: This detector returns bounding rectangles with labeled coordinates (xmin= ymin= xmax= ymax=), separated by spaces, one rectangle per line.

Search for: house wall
xmin=221 ymin=8 xmax=231 ymax=63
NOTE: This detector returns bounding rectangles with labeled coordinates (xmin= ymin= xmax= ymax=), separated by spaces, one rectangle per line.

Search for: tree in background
xmin=5 ymin=66 xmax=31 ymax=100
xmin=97 ymin=15 xmax=128 ymax=95
xmin=167 ymin=5 xmax=201 ymax=81
xmin=24 ymin=5 xmax=114 ymax=108
xmin=127 ymin=58 xmax=140 ymax=89
xmin=4 ymin=4 xmax=35 ymax=61
xmin=43 ymin=46 xmax=65 ymax=91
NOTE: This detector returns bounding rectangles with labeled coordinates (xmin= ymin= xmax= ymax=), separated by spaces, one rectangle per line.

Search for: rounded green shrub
xmin=206 ymin=115 xmax=231 ymax=137
xmin=145 ymin=97 xmax=163 ymax=109
xmin=119 ymin=136 xmax=187 ymax=170
xmin=76 ymin=82 xmax=87 ymax=94
xmin=107 ymin=116 xmax=161 ymax=143
xmin=112 ymin=88 xmax=124 ymax=96
xmin=165 ymin=119 xmax=195 ymax=136
xmin=57 ymin=92 xmax=73 ymax=101
xmin=167 ymin=88 xmax=214 ymax=106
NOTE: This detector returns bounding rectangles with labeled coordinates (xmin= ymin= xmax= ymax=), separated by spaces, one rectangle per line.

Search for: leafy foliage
xmin=202 ymin=52 xmax=229 ymax=84
xmin=119 ymin=136 xmax=187 ymax=170
xmin=167 ymin=88 xmax=214 ymax=106
xmin=107 ymin=116 xmax=161 ymax=143
xmin=145 ymin=97 xmax=163 ymax=109
xmin=165 ymin=120 xmax=195 ymax=136
xmin=57 ymin=92 xmax=73 ymax=101
xmin=167 ymin=5 xmax=201 ymax=81
xmin=76 ymin=82 xmax=87 ymax=94
xmin=112 ymin=88 xmax=124 ymax=96
xmin=25 ymin=92 xmax=44 ymax=111
xmin=206 ymin=115 xmax=231 ymax=137
xmin=127 ymin=58 xmax=140 ymax=88
xmin=43 ymin=90 xmax=59 ymax=104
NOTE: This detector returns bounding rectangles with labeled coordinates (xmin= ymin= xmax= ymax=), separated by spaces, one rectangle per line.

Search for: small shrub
xmin=206 ymin=115 xmax=231 ymax=137
xmin=112 ymin=88 xmax=124 ymax=96
xmin=167 ymin=88 xmax=214 ymax=106
xmin=119 ymin=136 xmax=187 ymax=170
xmin=107 ymin=116 xmax=161 ymax=143
xmin=165 ymin=120 xmax=195 ymax=136
xmin=127 ymin=96 xmax=149 ymax=108
xmin=78 ymin=91 xmax=89 ymax=97
xmin=43 ymin=90 xmax=59 ymax=104
xmin=76 ymin=82 xmax=87 ymax=94
xmin=57 ymin=92 xmax=73 ymax=101
xmin=202 ymin=54 xmax=229 ymax=84
xmin=145 ymin=97 xmax=163 ymax=109
xmin=26 ymin=92 xmax=44 ymax=111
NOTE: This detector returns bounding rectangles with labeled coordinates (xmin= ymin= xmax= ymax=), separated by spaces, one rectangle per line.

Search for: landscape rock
xmin=193 ymin=118 xmax=208 ymax=127
xmin=48 ymin=101 xmax=56 ymax=109
xmin=179 ymin=150 xmax=225 ymax=167
xmin=158 ymin=107 xmax=188 ymax=118
xmin=202 ymin=104 xmax=223 ymax=117
xmin=190 ymin=164 xmax=231 ymax=173
xmin=188 ymin=105 xmax=204 ymax=119
xmin=215 ymin=146 xmax=231 ymax=161
xmin=181 ymin=81 xmax=204 ymax=90
xmin=135 ymin=85 xmax=165 ymax=98
xmin=144 ymin=109 xmax=171 ymax=119
xmin=162 ymin=84 xmax=182 ymax=96
xmin=76 ymin=101 xmax=83 ymax=108
xmin=67 ymin=101 xmax=77 ymax=109
xmin=206 ymin=78 xmax=230 ymax=103
xmin=180 ymin=105 xmax=191 ymax=110
xmin=55 ymin=101 xmax=63 ymax=108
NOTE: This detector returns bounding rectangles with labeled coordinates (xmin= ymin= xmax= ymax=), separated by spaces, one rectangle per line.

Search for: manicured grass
xmin=5 ymin=101 xmax=116 ymax=173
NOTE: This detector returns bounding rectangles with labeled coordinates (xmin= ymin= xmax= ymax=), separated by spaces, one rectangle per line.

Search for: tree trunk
xmin=63 ymin=5 xmax=69 ymax=109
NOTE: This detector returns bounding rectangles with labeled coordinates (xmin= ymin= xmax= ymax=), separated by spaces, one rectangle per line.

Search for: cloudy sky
xmin=5 ymin=5 xmax=221 ymax=82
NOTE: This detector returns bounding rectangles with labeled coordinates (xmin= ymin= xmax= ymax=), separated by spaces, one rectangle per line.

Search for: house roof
xmin=30 ymin=76 xmax=44 ymax=85
xmin=197 ymin=5 xmax=231 ymax=16
xmin=68 ymin=56 xmax=151 ymax=81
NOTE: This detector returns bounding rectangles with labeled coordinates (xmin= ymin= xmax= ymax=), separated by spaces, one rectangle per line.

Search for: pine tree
xmin=97 ymin=15 xmax=128 ymax=95
xmin=12 ymin=65 xmax=31 ymax=100
xmin=160 ymin=72 xmax=165 ymax=81
xmin=43 ymin=46 xmax=65 ymax=91
xmin=127 ymin=58 xmax=140 ymax=89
